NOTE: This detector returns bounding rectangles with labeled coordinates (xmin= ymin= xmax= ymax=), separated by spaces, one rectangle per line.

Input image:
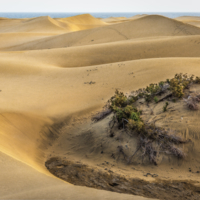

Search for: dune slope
xmin=2 ymin=35 xmax=200 ymax=68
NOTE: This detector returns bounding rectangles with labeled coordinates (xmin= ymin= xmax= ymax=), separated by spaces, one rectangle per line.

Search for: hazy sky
xmin=1 ymin=0 xmax=200 ymax=12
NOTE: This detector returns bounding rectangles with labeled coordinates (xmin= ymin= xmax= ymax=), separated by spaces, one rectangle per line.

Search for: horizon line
xmin=0 ymin=11 xmax=200 ymax=13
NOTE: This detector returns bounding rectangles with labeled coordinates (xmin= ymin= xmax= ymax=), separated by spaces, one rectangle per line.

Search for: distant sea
xmin=0 ymin=12 xmax=200 ymax=19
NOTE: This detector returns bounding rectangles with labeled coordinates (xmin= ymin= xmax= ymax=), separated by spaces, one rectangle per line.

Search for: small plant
xmin=128 ymin=119 xmax=144 ymax=132
xmin=146 ymin=83 xmax=160 ymax=94
xmin=154 ymin=96 xmax=158 ymax=103
xmin=195 ymin=76 xmax=200 ymax=84
xmin=172 ymin=98 xmax=176 ymax=103
xmin=159 ymin=81 xmax=164 ymax=87
xmin=169 ymin=78 xmax=184 ymax=98
xmin=168 ymin=73 xmax=195 ymax=98
xmin=109 ymin=89 xmax=128 ymax=109
xmin=144 ymin=93 xmax=151 ymax=102
xmin=163 ymin=101 xmax=169 ymax=112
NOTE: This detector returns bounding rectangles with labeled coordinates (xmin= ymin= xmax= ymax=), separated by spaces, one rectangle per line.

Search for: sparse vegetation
xmin=92 ymin=73 xmax=197 ymax=165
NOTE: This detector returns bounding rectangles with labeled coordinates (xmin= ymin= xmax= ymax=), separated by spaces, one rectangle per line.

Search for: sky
xmin=1 ymin=0 xmax=200 ymax=12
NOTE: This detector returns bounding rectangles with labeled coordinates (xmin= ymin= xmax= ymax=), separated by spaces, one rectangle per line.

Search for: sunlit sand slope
xmin=1 ymin=14 xmax=200 ymax=200
xmin=58 ymin=14 xmax=107 ymax=30
xmin=2 ymin=35 xmax=200 ymax=67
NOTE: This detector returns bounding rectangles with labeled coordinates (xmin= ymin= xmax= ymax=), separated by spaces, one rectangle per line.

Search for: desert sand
xmin=0 ymin=13 xmax=200 ymax=199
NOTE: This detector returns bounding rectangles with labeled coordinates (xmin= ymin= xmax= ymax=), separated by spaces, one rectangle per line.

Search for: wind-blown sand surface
xmin=0 ymin=14 xmax=200 ymax=199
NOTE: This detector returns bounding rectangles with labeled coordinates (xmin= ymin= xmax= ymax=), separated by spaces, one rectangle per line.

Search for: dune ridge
xmin=4 ymin=14 xmax=200 ymax=51
xmin=1 ymin=14 xmax=200 ymax=200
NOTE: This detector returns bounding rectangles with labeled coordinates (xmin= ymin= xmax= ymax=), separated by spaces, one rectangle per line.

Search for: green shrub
xmin=169 ymin=78 xmax=184 ymax=98
xmin=146 ymin=83 xmax=160 ymax=95
xmin=128 ymin=119 xmax=144 ymax=132
xmin=159 ymin=81 xmax=164 ymax=87
xmin=195 ymin=76 xmax=200 ymax=84
xmin=163 ymin=102 xmax=169 ymax=112
xmin=130 ymin=112 xmax=140 ymax=121
xmin=109 ymin=89 xmax=127 ymax=109
xmin=154 ymin=96 xmax=158 ymax=103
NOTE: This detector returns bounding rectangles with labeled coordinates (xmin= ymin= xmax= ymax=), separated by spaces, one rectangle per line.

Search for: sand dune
xmin=0 ymin=16 xmax=69 ymax=33
xmin=175 ymin=16 xmax=200 ymax=21
xmin=175 ymin=16 xmax=200 ymax=27
xmin=54 ymin=14 xmax=107 ymax=32
xmin=0 ymin=14 xmax=107 ymax=34
xmin=2 ymin=35 xmax=200 ymax=67
xmin=0 ymin=17 xmax=8 ymax=20
xmin=102 ymin=14 xmax=148 ymax=24
xmin=102 ymin=16 xmax=130 ymax=23
xmin=59 ymin=14 xmax=107 ymax=28
xmin=0 ymin=32 xmax=57 ymax=49
xmin=6 ymin=14 xmax=200 ymax=51
xmin=1 ymin=14 xmax=200 ymax=200
xmin=0 ymin=18 xmax=26 ymax=30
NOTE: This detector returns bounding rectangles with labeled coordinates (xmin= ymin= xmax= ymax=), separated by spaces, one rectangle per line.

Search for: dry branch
xmin=184 ymin=94 xmax=200 ymax=110
xmin=92 ymin=108 xmax=112 ymax=122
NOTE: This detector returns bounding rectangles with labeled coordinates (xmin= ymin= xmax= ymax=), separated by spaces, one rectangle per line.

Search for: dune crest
xmin=175 ymin=16 xmax=200 ymax=27
xmin=0 ymin=16 xmax=68 ymax=33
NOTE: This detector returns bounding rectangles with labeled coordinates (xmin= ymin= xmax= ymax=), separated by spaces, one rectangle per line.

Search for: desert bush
xmin=109 ymin=89 xmax=128 ymax=109
xmin=169 ymin=78 xmax=184 ymax=98
xmin=146 ymin=83 xmax=160 ymax=94
xmin=169 ymin=73 xmax=194 ymax=98
xmin=113 ymin=105 xmax=139 ymax=122
xmin=128 ymin=119 xmax=144 ymax=132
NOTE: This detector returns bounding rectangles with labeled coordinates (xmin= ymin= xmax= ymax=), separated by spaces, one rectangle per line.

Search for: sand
xmin=175 ymin=16 xmax=200 ymax=27
xmin=0 ymin=14 xmax=200 ymax=199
